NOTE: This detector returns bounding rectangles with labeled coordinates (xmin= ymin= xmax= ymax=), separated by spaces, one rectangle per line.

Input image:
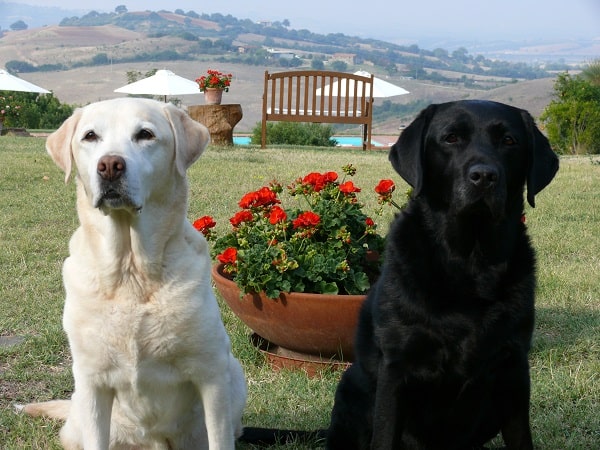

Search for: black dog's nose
xmin=97 ymin=155 xmax=126 ymax=181
xmin=468 ymin=164 xmax=498 ymax=189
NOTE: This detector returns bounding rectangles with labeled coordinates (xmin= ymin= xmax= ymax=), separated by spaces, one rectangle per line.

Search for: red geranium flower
xmin=217 ymin=247 xmax=237 ymax=264
xmin=302 ymin=171 xmax=338 ymax=192
xmin=293 ymin=211 xmax=320 ymax=229
xmin=375 ymin=179 xmax=395 ymax=195
xmin=193 ymin=216 xmax=216 ymax=237
xmin=269 ymin=205 xmax=287 ymax=225
xmin=339 ymin=181 xmax=361 ymax=194
xmin=323 ymin=171 xmax=338 ymax=183
xmin=256 ymin=186 xmax=279 ymax=207
xmin=302 ymin=172 xmax=322 ymax=188
xmin=238 ymin=191 xmax=258 ymax=209
xmin=239 ymin=186 xmax=280 ymax=209
xmin=230 ymin=210 xmax=254 ymax=227
xmin=375 ymin=179 xmax=404 ymax=209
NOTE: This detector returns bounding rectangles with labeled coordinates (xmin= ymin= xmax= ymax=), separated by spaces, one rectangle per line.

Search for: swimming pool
xmin=232 ymin=136 xmax=384 ymax=147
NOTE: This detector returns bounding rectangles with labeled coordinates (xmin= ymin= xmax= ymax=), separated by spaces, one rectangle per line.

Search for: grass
xmin=0 ymin=137 xmax=598 ymax=449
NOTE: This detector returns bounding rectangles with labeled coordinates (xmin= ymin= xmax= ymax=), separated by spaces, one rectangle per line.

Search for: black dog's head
xmin=389 ymin=100 xmax=558 ymax=219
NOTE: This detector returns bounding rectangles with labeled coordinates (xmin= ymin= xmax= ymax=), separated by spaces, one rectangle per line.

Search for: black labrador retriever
xmin=326 ymin=100 xmax=558 ymax=450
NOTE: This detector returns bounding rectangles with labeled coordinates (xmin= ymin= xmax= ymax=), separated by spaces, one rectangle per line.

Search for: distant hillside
xmin=0 ymin=7 xmax=561 ymax=133
xmin=0 ymin=7 xmax=569 ymax=80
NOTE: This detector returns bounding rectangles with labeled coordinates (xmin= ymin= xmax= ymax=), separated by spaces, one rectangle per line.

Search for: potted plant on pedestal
xmin=195 ymin=69 xmax=232 ymax=105
xmin=194 ymin=165 xmax=403 ymax=374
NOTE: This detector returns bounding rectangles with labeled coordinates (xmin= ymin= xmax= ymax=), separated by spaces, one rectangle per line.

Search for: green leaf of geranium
xmin=353 ymin=271 xmax=371 ymax=292
xmin=316 ymin=281 xmax=339 ymax=295
xmin=265 ymin=287 xmax=281 ymax=299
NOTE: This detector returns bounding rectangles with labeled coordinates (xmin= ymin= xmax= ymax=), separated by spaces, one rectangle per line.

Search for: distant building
xmin=266 ymin=48 xmax=296 ymax=60
xmin=237 ymin=44 xmax=259 ymax=54
xmin=331 ymin=53 xmax=356 ymax=65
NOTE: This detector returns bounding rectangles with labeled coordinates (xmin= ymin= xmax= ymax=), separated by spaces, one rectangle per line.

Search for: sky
xmin=5 ymin=0 xmax=600 ymax=45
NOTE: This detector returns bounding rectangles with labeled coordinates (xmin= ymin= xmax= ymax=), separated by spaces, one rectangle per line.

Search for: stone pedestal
xmin=188 ymin=104 xmax=243 ymax=146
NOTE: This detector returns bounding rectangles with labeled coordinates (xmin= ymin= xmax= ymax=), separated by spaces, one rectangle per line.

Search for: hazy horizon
xmin=3 ymin=0 xmax=600 ymax=46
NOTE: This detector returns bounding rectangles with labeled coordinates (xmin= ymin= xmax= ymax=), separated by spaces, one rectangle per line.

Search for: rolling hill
xmin=0 ymin=11 xmax=560 ymax=134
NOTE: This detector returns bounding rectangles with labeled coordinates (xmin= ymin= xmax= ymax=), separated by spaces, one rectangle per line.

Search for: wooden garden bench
xmin=261 ymin=70 xmax=374 ymax=149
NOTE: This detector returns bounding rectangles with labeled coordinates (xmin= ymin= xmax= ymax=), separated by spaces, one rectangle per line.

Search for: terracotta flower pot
xmin=211 ymin=263 xmax=365 ymax=362
xmin=203 ymin=87 xmax=224 ymax=105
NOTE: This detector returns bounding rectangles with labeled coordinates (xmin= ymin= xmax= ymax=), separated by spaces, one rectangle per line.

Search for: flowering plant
xmin=194 ymin=165 xmax=402 ymax=299
xmin=0 ymin=95 xmax=22 ymax=126
xmin=195 ymin=69 xmax=233 ymax=92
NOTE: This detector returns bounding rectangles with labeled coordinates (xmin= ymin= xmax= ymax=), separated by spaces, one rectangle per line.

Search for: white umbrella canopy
xmin=114 ymin=69 xmax=200 ymax=101
xmin=316 ymin=70 xmax=409 ymax=98
xmin=0 ymin=69 xmax=51 ymax=93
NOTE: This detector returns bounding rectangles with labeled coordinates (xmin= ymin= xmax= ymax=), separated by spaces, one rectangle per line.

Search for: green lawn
xmin=0 ymin=137 xmax=598 ymax=449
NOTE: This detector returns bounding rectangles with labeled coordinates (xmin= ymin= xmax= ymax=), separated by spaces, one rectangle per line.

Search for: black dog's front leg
xmin=501 ymin=414 xmax=533 ymax=450
xmin=327 ymin=364 xmax=374 ymax=450
xmin=370 ymin=359 xmax=404 ymax=449
xmin=499 ymin=361 xmax=533 ymax=450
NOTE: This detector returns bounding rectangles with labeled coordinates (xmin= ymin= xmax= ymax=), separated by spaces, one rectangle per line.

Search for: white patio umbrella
xmin=0 ymin=69 xmax=51 ymax=93
xmin=114 ymin=69 xmax=200 ymax=102
xmin=316 ymin=70 xmax=409 ymax=98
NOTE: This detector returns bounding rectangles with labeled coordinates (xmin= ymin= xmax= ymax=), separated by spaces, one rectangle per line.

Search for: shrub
xmin=250 ymin=121 xmax=337 ymax=146
xmin=0 ymin=91 xmax=73 ymax=129
xmin=540 ymin=70 xmax=600 ymax=155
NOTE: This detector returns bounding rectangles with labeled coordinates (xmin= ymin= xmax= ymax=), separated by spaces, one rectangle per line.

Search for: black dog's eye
xmin=82 ymin=130 xmax=98 ymax=142
xmin=444 ymin=133 xmax=459 ymax=144
xmin=136 ymin=129 xmax=155 ymax=141
xmin=503 ymin=135 xmax=517 ymax=146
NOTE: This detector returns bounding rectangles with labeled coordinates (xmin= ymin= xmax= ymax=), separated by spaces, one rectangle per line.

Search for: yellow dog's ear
xmin=163 ymin=103 xmax=210 ymax=176
xmin=46 ymin=108 xmax=83 ymax=183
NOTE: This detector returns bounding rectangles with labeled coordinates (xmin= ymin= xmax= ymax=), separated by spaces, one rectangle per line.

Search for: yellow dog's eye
xmin=136 ymin=129 xmax=155 ymax=141
xmin=83 ymin=131 xmax=98 ymax=141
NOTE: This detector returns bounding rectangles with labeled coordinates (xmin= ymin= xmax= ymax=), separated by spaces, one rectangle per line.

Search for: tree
xmin=451 ymin=47 xmax=469 ymax=63
xmin=330 ymin=60 xmax=348 ymax=72
xmin=540 ymin=71 xmax=600 ymax=154
xmin=10 ymin=20 xmax=28 ymax=31
xmin=311 ymin=59 xmax=325 ymax=70
xmin=432 ymin=48 xmax=448 ymax=59
xmin=125 ymin=69 xmax=157 ymax=84
xmin=92 ymin=53 xmax=109 ymax=65
xmin=115 ymin=5 xmax=128 ymax=14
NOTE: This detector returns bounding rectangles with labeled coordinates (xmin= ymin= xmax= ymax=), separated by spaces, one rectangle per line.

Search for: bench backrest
xmin=261 ymin=70 xmax=374 ymax=149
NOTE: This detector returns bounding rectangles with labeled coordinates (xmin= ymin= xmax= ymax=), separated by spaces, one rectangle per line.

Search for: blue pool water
xmin=233 ymin=136 xmax=384 ymax=147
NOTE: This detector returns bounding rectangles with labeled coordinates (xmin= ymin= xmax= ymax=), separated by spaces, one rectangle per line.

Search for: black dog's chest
xmin=378 ymin=304 xmax=497 ymax=377
xmin=374 ymin=245 xmax=534 ymax=382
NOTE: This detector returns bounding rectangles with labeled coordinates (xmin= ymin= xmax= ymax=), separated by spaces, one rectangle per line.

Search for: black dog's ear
xmin=521 ymin=110 xmax=559 ymax=207
xmin=388 ymin=104 xmax=437 ymax=196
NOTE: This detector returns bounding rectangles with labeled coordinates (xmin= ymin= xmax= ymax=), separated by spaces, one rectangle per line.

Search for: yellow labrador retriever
xmin=20 ymin=98 xmax=247 ymax=449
